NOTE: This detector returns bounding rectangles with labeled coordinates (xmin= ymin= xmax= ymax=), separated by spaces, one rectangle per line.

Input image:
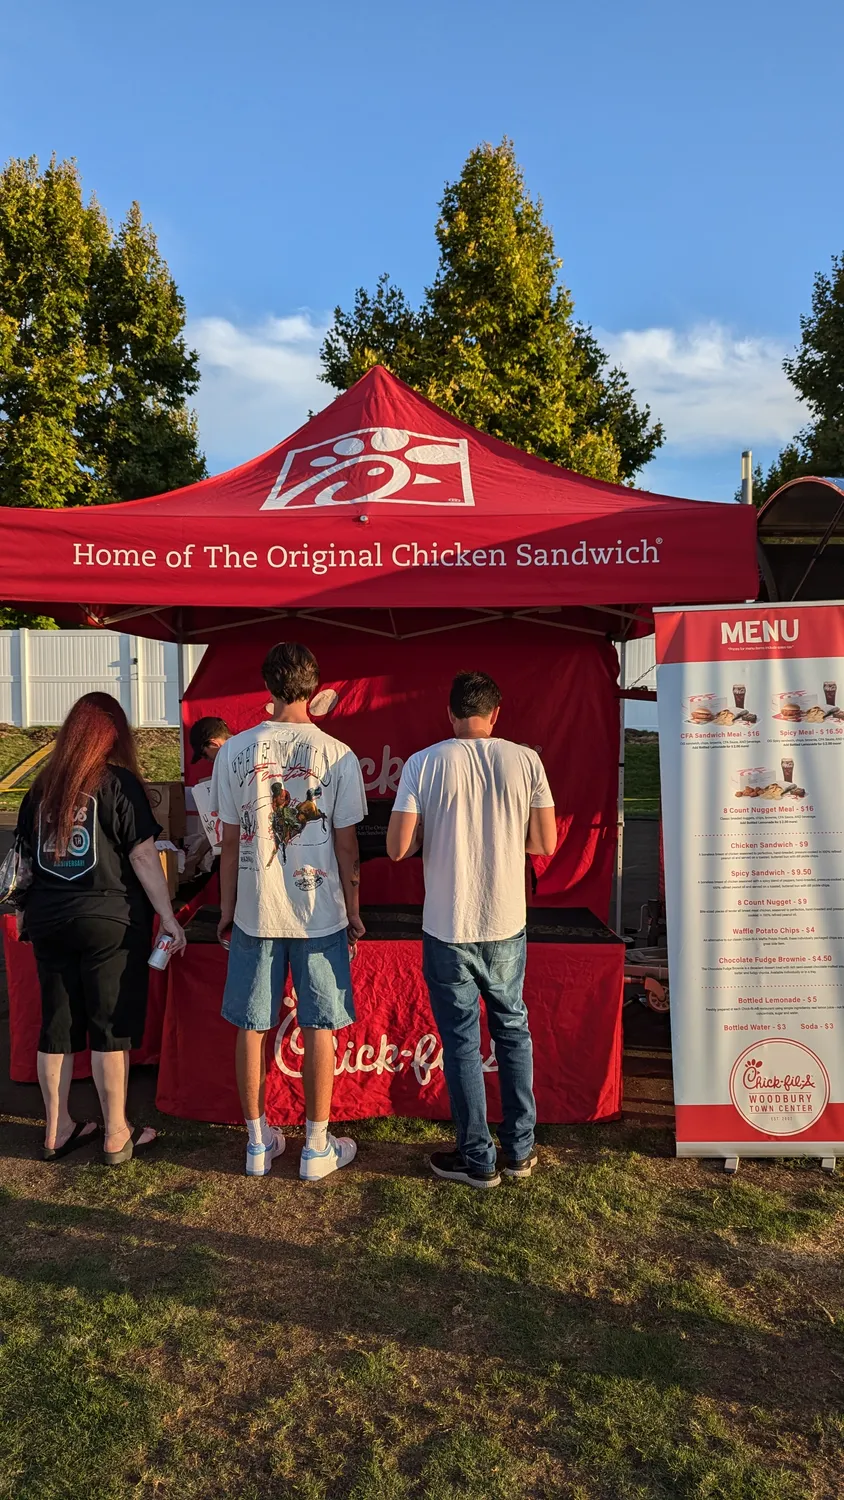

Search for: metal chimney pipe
xmin=740 ymin=450 xmax=753 ymax=505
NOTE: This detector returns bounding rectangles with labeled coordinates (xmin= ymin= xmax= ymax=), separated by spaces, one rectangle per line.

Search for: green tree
xmin=322 ymin=275 xmax=420 ymax=393
xmin=321 ymin=141 xmax=663 ymax=482
xmin=0 ymin=156 xmax=205 ymax=511
xmin=743 ymin=446 xmax=805 ymax=510
xmin=0 ymin=609 xmax=58 ymax=629
xmin=751 ymin=252 xmax=844 ymax=507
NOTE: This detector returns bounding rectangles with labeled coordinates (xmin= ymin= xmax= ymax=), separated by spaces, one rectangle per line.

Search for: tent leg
xmin=614 ymin=640 xmax=626 ymax=936
xmin=177 ymin=642 xmax=186 ymax=780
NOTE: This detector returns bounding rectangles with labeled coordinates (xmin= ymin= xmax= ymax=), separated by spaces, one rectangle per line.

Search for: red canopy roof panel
xmin=0 ymin=365 xmax=758 ymax=634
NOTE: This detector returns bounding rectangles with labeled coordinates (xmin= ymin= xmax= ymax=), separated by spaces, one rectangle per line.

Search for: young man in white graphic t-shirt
xmin=387 ymin=670 xmax=557 ymax=1189
xmin=212 ymin=642 xmax=367 ymax=1180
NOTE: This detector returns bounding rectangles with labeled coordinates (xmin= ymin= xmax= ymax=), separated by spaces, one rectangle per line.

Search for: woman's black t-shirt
xmin=16 ymin=767 xmax=162 ymax=926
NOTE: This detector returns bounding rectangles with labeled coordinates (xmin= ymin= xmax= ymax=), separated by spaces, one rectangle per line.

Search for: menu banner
xmin=656 ymin=602 xmax=844 ymax=1158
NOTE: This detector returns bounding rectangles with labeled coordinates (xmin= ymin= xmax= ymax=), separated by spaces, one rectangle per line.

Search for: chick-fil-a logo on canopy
xmin=261 ymin=426 xmax=475 ymax=511
xmin=729 ymin=1038 xmax=830 ymax=1136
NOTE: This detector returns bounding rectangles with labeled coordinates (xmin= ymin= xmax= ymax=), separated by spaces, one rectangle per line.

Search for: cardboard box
xmin=147 ymin=782 xmax=187 ymax=843
xmin=158 ymin=848 xmax=179 ymax=899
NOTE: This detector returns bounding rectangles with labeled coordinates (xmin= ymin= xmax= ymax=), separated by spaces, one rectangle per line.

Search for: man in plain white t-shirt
xmin=387 ymin=670 xmax=557 ymax=1189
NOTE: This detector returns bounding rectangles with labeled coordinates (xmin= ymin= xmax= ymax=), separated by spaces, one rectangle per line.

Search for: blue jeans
xmin=422 ymin=929 xmax=536 ymax=1173
xmin=222 ymin=924 xmax=355 ymax=1032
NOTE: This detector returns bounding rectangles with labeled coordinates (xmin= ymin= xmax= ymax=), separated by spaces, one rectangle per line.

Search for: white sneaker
xmin=299 ymin=1133 xmax=357 ymax=1182
xmin=245 ymin=1129 xmax=286 ymax=1177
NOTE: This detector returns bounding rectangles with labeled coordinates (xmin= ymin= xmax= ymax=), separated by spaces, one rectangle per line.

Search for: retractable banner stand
xmin=656 ymin=602 xmax=844 ymax=1162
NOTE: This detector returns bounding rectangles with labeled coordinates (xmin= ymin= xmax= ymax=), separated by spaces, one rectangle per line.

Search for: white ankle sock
xmin=305 ymin=1119 xmax=329 ymax=1152
xmin=246 ymin=1114 xmax=270 ymax=1148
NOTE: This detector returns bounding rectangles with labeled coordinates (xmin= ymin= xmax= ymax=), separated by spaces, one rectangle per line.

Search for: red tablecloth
xmin=155 ymin=936 xmax=624 ymax=1126
xmin=2 ymin=913 xmax=167 ymax=1081
xmin=4 ymin=909 xmax=624 ymax=1125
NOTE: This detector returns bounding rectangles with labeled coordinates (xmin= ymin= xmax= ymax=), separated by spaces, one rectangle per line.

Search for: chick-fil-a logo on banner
xmin=728 ymin=1039 xmax=830 ymax=1136
xmin=273 ymin=995 xmax=497 ymax=1088
xmin=261 ymin=426 xmax=475 ymax=511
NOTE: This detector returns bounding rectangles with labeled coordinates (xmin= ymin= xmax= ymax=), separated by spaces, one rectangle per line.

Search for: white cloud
xmin=187 ymin=311 xmax=333 ymax=472
xmin=600 ymin=323 xmax=805 ymax=451
xmin=187 ymin=311 xmax=806 ymax=473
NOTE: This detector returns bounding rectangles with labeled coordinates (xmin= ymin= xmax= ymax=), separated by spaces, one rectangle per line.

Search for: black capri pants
xmin=28 ymin=914 xmax=153 ymax=1054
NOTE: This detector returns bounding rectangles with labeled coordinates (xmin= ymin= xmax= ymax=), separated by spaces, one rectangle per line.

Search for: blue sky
xmin=3 ymin=0 xmax=843 ymax=500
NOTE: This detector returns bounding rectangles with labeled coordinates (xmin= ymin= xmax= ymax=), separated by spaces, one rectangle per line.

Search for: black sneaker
xmin=429 ymin=1150 xmax=501 ymax=1189
xmin=498 ymin=1150 xmax=538 ymax=1178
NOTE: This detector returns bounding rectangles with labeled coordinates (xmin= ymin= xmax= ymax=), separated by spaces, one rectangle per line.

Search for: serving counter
xmin=3 ymin=904 xmax=624 ymax=1126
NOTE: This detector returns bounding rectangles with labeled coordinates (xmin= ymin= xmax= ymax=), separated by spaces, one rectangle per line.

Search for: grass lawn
xmin=0 ymin=727 xmax=56 ymax=810
xmin=0 ymin=728 xmax=181 ymax=811
xmin=624 ymin=733 xmax=660 ymax=818
xmin=0 ymin=1116 xmax=842 ymax=1499
xmin=0 ymin=729 xmax=660 ymax=817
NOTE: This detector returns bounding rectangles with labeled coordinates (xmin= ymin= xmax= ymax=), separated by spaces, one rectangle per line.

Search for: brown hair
xmin=33 ymin=693 xmax=142 ymax=857
xmin=262 ymin=641 xmax=320 ymax=703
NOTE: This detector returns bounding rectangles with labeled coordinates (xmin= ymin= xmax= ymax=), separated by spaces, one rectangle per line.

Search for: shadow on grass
xmin=3 ymin=1148 xmax=841 ymax=1500
xmin=0 ymin=1113 xmax=679 ymax=1184
xmin=2 ymin=1178 xmax=843 ymax=1418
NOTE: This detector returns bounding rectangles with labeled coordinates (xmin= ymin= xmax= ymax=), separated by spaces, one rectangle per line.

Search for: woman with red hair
xmin=14 ymin=693 xmax=186 ymax=1163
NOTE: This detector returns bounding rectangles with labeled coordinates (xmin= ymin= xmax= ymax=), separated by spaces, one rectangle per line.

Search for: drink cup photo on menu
xmin=683 ymin=691 xmax=757 ymax=727
xmin=732 ymin=764 xmax=805 ymax=801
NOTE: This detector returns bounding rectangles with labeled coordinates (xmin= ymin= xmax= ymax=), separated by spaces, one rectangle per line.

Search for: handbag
xmin=0 ymin=835 xmax=33 ymax=908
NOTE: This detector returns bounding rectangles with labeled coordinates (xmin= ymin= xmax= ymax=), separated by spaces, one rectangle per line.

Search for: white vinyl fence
xmin=0 ymin=628 xmax=656 ymax=732
xmin=619 ymin=635 xmax=657 ymax=731
xmin=0 ymin=631 xmax=206 ymax=728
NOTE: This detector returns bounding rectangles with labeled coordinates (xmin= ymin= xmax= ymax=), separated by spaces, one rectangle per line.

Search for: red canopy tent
xmin=0 ymin=365 xmax=756 ymax=636
xmin=0 ymin=368 xmax=759 ymax=1127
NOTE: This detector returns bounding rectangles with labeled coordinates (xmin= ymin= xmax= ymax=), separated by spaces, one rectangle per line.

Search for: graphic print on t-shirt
xmin=266 ymin=776 xmax=328 ymax=866
xmin=228 ymin=735 xmax=333 ymax=872
xmin=214 ymin=721 xmax=367 ymax=940
xmin=36 ymin=797 xmax=98 ymax=881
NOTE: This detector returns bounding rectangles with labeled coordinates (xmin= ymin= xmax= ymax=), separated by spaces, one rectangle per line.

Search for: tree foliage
xmin=321 ymin=141 xmax=663 ymax=483
xmin=0 ymin=156 xmax=205 ymax=509
xmin=751 ymin=252 xmax=844 ymax=507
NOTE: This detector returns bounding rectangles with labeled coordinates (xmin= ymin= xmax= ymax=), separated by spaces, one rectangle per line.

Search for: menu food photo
xmin=656 ymin=602 xmax=844 ymax=1161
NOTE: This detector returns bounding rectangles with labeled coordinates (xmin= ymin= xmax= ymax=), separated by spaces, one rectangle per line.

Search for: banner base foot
xmin=723 ymin=1157 xmax=740 ymax=1174
xmin=822 ymin=1156 xmax=837 ymax=1174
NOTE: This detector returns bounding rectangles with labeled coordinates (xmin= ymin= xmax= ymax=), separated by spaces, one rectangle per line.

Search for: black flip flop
xmin=41 ymin=1121 xmax=99 ymax=1162
xmin=103 ymin=1124 xmax=158 ymax=1167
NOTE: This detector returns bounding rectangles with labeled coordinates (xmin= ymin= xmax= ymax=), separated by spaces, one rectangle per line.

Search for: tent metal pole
xmin=614 ymin=638 xmax=627 ymax=936
xmin=185 ymin=610 xmax=290 ymax=637
xmin=581 ymin=604 xmax=653 ymax=629
xmin=393 ymin=614 xmax=506 ymax=640
xmin=513 ymin=612 xmax=607 ymax=638
xmin=299 ymin=611 xmax=510 ymax=641
xmin=177 ymin=641 xmax=186 ymax=780
xmin=300 ymin=613 xmax=409 ymax=639
xmin=100 ymin=605 xmax=162 ymax=628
